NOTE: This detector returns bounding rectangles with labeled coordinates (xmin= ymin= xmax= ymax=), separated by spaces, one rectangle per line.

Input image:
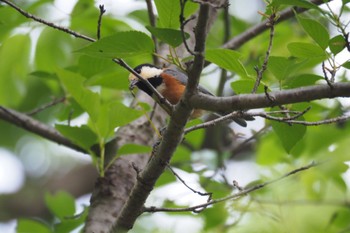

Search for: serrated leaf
xmin=206 ymin=49 xmax=249 ymax=78
xmin=56 ymin=68 xmax=100 ymax=122
xmin=297 ymin=16 xmax=329 ymax=49
xmin=17 ymin=219 xmax=51 ymax=233
xmin=76 ymin=31 xmax=154 ymax=58
xmin=86 ymin=70 xmax=129 ymax=90
xmin=44 ymin=191 xmax=75 ymax=220
xmin=287 ymin=42 xmax=327 ymax=59
xmin=78 ymin=55 xmax=116 ymax=78
xmin=271 ymin=113 xmax=307 ymax=153
xmin=329 ymin=35 xmax=346 ymax=55
xmin=231 ymin=79 xmax=264 ymax=94
xmin=55 ymin=124 xmax=98 ymax=150
xmin=154 ymin=0 xmax=198 ymax=29
xmin=95 ymin=101 xmax=143 ymax=138
xmin=118 ymin=144 xmax=152 ymax=156
xmin=146 ymin=26 xmax=189 ymax=47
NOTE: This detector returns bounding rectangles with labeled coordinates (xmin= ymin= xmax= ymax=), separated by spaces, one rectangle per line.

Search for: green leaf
xmin=54 ymin=207 xmax=88 ymax=233
xmin=55 ymin=124 xmax=98 ymax=150
xmin=76 ymin=31 xmax=154 ymax=58
xmin=329 ymin=35 xmax=346 ymax=55
xmin=154 ymin=0 xmax=198 ymax=29
xmin=271 ymin=0 xmax=319 ymax=10
xmin=231 ymin=79 xmax=264 ymax=94
xmin=56 ymin=68 xmax=100 ymax=122
xmin=286 ymin=74 xmax=323 ymax=88
xmin=331 ymin=209 xmax=350 ymax=228
xmin=35 ymin=28 xmax=73 ymax=72
xmin=155 ymin=170 xmax=177 ymax=186
xmin=203 ymin=203 xmax=228 ymax=230
xmin=257 ymin=133 xmax=287 ymax=165
xmin=95 ymin=101 xmax=143 ymax=138
xmin=206 ymin=49 xmax=249 ymax=78
xmin=341 ymin=61 xmax=350 ymax=69
xmin=146 ymin=26 xmax=189 ymax=47
xmin=78 ymin=55 xmax=116 ymax=78
xmin=185 ymin=119 xmax=204 ymax=149
xmin=17 ymin=219 xmax=51 ymax=233
xmin=118 ymin=144 xmax=152 ymax=156
xmin=45 ymin=191 xmax=75 ymax=220
xmin=287 ymin=42 xmax=327 ymax=59
xmin=0 ymin=34 xmax=31 ymax=106
xmin=297 ymin=16 xmax=329 ymax=49
xmin=271 ymin=113 xmax=307 ymax=153
xmin=86 ymin=70 xmax=129 ymax=90
xmin=268 ymin=56 xmax=299 ymax=80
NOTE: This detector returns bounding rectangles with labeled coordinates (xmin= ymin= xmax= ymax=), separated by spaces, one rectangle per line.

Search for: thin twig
xmin=230 ymin=125 xmax=270 ymax=156
xmin=217 ymin=1 xmax=231 ymax=96
xmin=184 ymin=108 xmax=311 ymax=134
xmin=184 ymin=111 xmax=243 ymax=134
xmin=254 ymin=112 xmax=350 ymax=126
xmin=167 ymin=165 xmax=212 ymax=200
xmin=180 ymin=0 xmax=196 ymax=56
xmin=97 ymin=5 xmax=106 ymax=40
xmin=322 ymin=61 xmax=334 ymax=88
xmin=26 ymin=96 xmax=66 ymax=116
xmin=144 ymin=162 xmax=317 ymax=213
xmin=0 ymin=0 xmax=95 ymax=42
xmin=252 ymin=13 xmax=276 ymax=94
xmin=223 ymin=0 xmax=332 ymax=50
xmin=145 ymin=0 xmax=159 ymax=65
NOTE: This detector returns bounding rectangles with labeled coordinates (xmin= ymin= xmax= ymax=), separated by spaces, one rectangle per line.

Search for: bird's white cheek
xmin=156 ymin=83 xmax=166 ymax=94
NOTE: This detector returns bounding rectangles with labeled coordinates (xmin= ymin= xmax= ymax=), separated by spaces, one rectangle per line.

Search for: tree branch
xmin=190 ymin=82 xmax=350 ymax=113
xmin=222 ymin=0 xmax=332 ymax=50
xmin=145 ymin=0 xmax=159 ymax=65
xmin=113 ymin=3 xmax=211 ymax=231
xmin=0 ymin=0 xmax=95 ymax=42
xmin=0 ymin=106 xmax=85 ymax=153
xmin=252 ymin=12 xmax=276 ymax=94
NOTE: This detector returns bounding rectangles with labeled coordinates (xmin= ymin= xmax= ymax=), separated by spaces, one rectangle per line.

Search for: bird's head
xmin=128 ymin=64 xmax=163 ymax=89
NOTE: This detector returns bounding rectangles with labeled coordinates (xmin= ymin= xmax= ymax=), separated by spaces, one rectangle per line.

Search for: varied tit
xmin=128 ymin=63 xmax=247 ymax=127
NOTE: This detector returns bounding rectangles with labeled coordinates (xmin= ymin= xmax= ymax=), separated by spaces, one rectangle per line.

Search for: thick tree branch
xmin=0 ymin=106 xmax=85 ymax=153
xmin=114 ymin=3 xmax=211 ymax=231
xmin=190 ymin=82 xmax=350 ymax=113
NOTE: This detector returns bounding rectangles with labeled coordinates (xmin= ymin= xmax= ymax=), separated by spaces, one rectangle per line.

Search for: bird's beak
xmin=129 ymin=76 xmax=139 ymax=90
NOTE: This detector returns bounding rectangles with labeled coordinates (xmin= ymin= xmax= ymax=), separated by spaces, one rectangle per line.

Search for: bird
xmin=128 ymin=63 xmax=248 ymax=127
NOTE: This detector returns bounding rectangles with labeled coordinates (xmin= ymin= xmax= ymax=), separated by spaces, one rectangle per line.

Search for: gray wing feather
xmin=163 ymin=69 xmax=214 ymax=96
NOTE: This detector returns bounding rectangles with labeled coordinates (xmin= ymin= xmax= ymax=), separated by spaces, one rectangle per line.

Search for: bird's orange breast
xmin=159 ymin=72 xmax=186 ymax=105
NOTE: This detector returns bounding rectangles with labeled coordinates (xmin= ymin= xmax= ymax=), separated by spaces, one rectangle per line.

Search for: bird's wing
xmin=163 ymin=68 xmax=214 ymax=96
